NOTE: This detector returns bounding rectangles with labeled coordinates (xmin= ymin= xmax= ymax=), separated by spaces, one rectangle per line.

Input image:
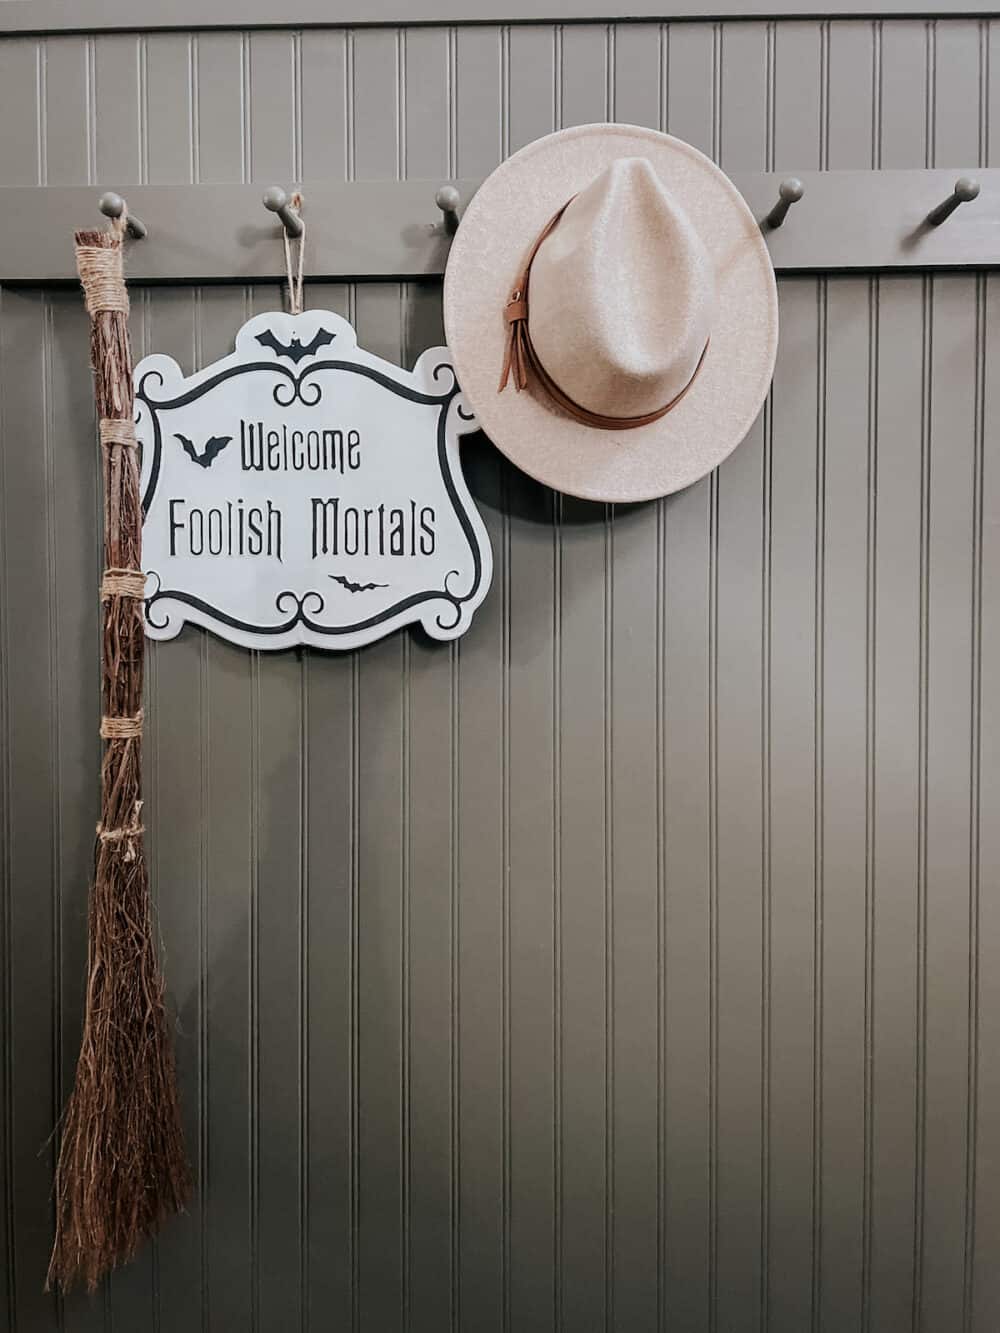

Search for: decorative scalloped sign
xmin=134 ymin=310 xmax=491 ymax=651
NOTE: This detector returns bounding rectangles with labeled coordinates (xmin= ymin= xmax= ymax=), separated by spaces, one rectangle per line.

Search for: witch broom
xmin=47 ymin=213 xmax=190 ymax=1291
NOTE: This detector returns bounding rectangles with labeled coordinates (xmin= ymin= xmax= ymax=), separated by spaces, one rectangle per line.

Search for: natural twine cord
xmin=101 ymin=568 xmax=147 ymax=600
xmin=100 ymin=710 xmax=144 ymax=740
xmin=77 ymin=244 xmax=130 ymax=316
xmin=283 ymin=193 xmax=306 ymax=314
xmin=96 ymin=801 xmax=145 ymax=863
xmin=99 ymin=417 xmax=138 ymax=449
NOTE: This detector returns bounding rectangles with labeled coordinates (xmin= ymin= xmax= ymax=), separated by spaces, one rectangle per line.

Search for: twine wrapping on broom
xmin=47 ymin=214 xmax=190 ymax=1293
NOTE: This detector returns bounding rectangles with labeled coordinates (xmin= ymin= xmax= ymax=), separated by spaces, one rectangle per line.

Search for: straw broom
xmin=47 ymin=216 xmax=190 ymax=1291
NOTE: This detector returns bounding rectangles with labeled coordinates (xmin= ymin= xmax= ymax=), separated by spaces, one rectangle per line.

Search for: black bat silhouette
xmin=328 ymin=573 xmax=389 ymax=594
xmin=255 ymin=326 xmax=336 ymax=364
xmin=174 ymin=433 xmax=232 ymax=468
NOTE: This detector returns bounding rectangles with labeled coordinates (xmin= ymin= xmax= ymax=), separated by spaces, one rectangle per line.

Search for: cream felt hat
xmin=443 ymin=123 xmax=779 ymax=503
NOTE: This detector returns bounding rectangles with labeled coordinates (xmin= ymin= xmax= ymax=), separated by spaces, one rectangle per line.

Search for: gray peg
xmin=765 ymin=178 xmax=805 ymax=229
xmin=927 ymin=176 xmax=980 ymax=226
xmin=263 ymin=186 xmax=304 ymax=238
xmin=435 ymin=185 xmax=461 ymax=234
xmin=98 ymin=191 xmax=147 ymax=240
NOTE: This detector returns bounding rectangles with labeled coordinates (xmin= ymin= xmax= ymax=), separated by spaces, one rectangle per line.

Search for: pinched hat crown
xmin=510 ymin=157 xmax=716 ymax=422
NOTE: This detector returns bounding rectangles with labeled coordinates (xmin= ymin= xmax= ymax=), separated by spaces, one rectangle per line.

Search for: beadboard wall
xmin=1 ymin=16 xmax=998 ymax=1332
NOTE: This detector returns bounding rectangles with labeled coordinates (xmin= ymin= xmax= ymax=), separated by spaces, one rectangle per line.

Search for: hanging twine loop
xmin=283 ymin=193 xmax=306 ymax=314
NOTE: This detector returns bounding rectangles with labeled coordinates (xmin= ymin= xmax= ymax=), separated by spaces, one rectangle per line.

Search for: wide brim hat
xmin=443 ymin=123 xmax=779 ymax=503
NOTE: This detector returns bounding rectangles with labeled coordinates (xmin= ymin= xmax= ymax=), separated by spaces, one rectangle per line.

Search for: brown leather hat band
xmin=498 ymin=198 xmax=710 ymax=431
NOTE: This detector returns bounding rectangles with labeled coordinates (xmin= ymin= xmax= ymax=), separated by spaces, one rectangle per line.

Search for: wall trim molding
xmin=0 ymin=0 xmax=997 ymax=35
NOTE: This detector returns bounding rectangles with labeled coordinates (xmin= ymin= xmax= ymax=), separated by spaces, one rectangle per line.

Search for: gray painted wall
xmin=1 ymin=16 xmax=998 ymax=1333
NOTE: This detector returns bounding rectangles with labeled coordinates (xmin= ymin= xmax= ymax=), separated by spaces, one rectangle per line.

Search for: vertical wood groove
xmin=448 ymin=636 xmax=459 ymax=1333
xmin=401 ymin=632 xmax=411 ymax=1333
xmin=37 ymin=39 xmax=47 ymax=184
xmin=197 ymin=570 xmax=209 ymax=1333
xmin=811 ymin=276 xmax=828 ymax=1333
xmin=760 ymin=35 xmax=775 ymax=1333
xmin=249 ymin=650 xmax=261 ymax=1333
xmin=603 ymin=503 xmax=613 ymax=1333
xmin=961 ymin=270 xmax=985 ymax=1333
xmin=911 ymin=273 xmax=933 ymax=1333
xmin=707 ymin=466 xmax=720 ymax=1333
xmin=552 ymin=491 xmax=562 ymax=1333
xmin=499 ymin=462 xmax=511 ymax=1333
xmin=861 ymin=272 xmax=880 ymax=1333
xmin=350 ymin=649 xmax=360 ymax=1333
xmin=759 ymin=371 xmax=773 ymax=1333
xmin=41 ymin=293 xmax=60 ymax=1289
xmin=0 ymin=284 xmax=16 ymax=1333
xmin=85 ymin=35 xmax=96 ymax=184
xmin=298 ymin=648 xmax=309 ymax=1333
xmin=654 ymin=493 xmax=666 ymax=1333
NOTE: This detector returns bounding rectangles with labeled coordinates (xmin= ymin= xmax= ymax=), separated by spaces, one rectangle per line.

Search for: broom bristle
xmin=46 ymin=833 xmax=191 ymax=1291
xmin=48 ymin=227 xmax=190 ymax=1293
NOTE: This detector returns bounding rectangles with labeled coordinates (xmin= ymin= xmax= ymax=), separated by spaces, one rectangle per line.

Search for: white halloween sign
xmin=134 ymin=310 xmax=491 ymax=651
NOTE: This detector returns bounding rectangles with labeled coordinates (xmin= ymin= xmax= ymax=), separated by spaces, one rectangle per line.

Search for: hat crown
xmin=527 ymin=157 xmax=716 ymax=418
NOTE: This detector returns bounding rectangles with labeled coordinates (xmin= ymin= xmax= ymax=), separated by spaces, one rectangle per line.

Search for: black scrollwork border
xmin=137 ymin=355 xmax=485 ymax=641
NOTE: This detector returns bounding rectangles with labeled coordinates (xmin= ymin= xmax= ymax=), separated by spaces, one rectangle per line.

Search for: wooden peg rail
xmin=0 ymin=168 xmax=996 ymax=285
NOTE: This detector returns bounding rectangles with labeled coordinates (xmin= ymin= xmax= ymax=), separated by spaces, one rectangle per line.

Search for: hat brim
xmin=443 ymin=123 xmax=778 ymax=503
